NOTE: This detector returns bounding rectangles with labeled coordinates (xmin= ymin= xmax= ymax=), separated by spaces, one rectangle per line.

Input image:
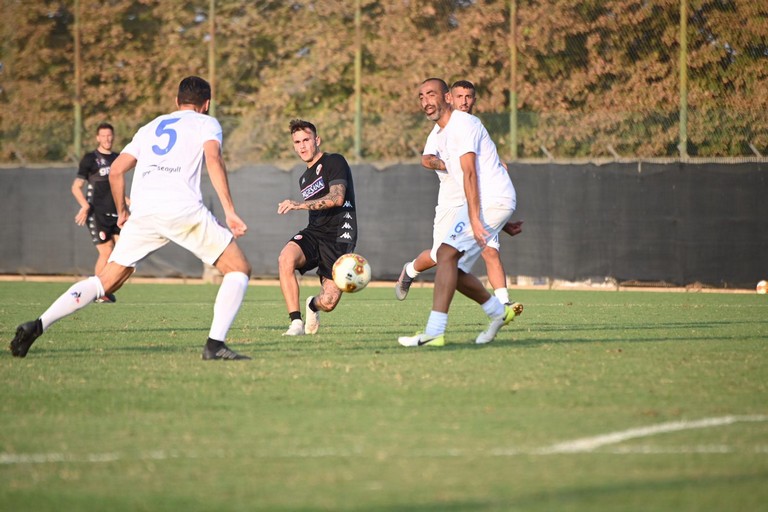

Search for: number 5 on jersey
xmin=152 ymin=118 xmax=181 ymax=155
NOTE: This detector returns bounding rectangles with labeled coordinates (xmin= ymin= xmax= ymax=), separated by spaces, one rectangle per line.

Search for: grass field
xmin=1 ymin=280 xmax=767 ymax=512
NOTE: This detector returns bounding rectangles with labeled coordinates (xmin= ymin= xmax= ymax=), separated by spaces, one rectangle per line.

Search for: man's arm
xmin=277 ymin=183 xmax=346 ymax=214
xmin=421 ymin=154 xmax=446 ymax=171
xmin=459 ymin=151 xmax=489 ymax=247
xmin=71 ymin=177 xmax=90 ymax=226
xmin=203 ymin=139 xmax=247 ymax=238
xmin=108 ymin=152 xmax=136 ymax=228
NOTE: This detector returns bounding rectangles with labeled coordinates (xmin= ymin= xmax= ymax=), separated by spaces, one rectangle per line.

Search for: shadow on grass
xmin=505 ymin=470 xmax=768 ymax=511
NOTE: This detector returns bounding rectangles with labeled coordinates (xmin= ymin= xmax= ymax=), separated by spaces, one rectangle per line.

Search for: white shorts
xmin=442 ymin=203 xmax=514 ymax=274
xmin=109 ymin=206 xmax=233 ymax=267
xmin=430 ymin=204 xmax=462 ymax=263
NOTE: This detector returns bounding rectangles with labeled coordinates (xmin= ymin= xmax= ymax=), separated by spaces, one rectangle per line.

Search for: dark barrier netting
xmin=1 ymin=162 xmax=766 ymax=287
xmin=504 ymin=161 xmax=768 ymax=287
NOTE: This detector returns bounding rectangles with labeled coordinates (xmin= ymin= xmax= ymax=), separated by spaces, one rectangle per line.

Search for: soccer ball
xmin=332 ymin=253 xmax=371 ymax=293
xmin=757 ymin=280 xmax=767 ymax=295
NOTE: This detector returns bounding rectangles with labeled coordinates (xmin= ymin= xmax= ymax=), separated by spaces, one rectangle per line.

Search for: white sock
xmin=481 ymin=296 xmax=505 ymax=319
xmin=425 ymin=311 xmax=448 ymax=337
xmin=208 ymin=271 xmax=249 ymax=341
xmin=405 ymin=260 xmax=420 ymax=278
xmin=493 ymin=288 xmax=510 ymax=305
xmin=40 ymin=276 xmax=103 ymax=330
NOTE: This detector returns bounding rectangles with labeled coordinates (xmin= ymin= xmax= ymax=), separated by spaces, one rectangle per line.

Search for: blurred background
xmin=1 ymin=0 xmax=766 ymax=164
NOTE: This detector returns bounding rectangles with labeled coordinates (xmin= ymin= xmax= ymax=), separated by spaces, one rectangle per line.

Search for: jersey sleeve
xmin=76 ymin=153 xmax=93 ymax=180
xmin=422 ymin=126 xmax=439 ymax=157
xmin=202 ymin=116 xmax=223 ymax=146
xmin=121 ymin=126 xmax=146 ymax=160
xmin=325 ymin=154 xmax=351 ymax=186
xmin=452 ymin=115 xmax=483 ymax=158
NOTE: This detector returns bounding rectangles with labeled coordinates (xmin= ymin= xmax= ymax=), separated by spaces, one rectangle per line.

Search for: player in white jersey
xmin=395 ymin=80 xmax=522 ymax=303
xmin=398 ymin=78 xmax=523 ymax=348
xmin=10 ymin=76 xmax=253 ymax=360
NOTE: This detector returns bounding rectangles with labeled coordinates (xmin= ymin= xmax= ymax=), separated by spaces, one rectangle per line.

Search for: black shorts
xmin=87 ymin=209 xmax=121 ymax=245
xmin=288 ymin=228 xmax=356 ymax=280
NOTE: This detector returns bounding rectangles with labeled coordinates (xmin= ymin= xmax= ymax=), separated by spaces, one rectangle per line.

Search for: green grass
xmin=1 ymin=281 xmax=767 ymax=512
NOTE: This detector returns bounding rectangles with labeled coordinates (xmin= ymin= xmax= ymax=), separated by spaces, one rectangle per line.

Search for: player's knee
xmin=277 ymin=252 xmax=296 ymax=274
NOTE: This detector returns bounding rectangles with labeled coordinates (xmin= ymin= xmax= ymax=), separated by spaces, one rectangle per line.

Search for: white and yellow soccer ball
xmin=757 ymin=280 xmax=767 ymax=295
xmin=332 ymin=253 xmax=371 ymax=293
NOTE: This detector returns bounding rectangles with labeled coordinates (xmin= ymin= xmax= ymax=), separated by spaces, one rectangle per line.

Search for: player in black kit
xmin=277 ymin=119 xmax=357 ymax=336
xmin=71 ymin=122 xmax=120 ymax=302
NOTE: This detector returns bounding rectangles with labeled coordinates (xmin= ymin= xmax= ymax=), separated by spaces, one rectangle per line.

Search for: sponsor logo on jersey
xmin=339 ymin=232 xmax=353 ymax=240
xmin=316 ymin=164 xmax=323 ymax=175
xmin=343 ymin=200 xmax=353 ymax=208
xmin=343 ymin=212 xmax=353 ymax=219
xmin=301 ymin=176 xmax=325 ymax=200
xmin=293 ymin=234 xmax=303 ymax=240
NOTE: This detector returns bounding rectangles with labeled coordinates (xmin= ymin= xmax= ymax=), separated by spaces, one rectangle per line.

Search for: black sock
xmin=307 ymin=297 xmax=319 ymax=313
xmin=206 ymin=337 xmax=224 ymax=349
xmin=289 ymin=311 xmax=302 ymax=322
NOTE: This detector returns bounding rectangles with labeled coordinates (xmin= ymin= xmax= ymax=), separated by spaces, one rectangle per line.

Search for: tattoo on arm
xmin=425 ymin=155 xmax=445 ymax=171
xmin=305 ymin=184 xmax=346 ymax=211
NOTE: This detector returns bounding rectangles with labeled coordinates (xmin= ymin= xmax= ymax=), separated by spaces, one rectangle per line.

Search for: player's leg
xmin=165 ymin=207 xmax=251 ymax=360
xmin=314 ymin=276 xmax=343 ymax=313
xmin=466 ymin=208 xmax=522 ymax=345
xmin=89 ymin=212 xmax=119 ymax=302
xmin=205 ymin=241 xmax=252 ymax=359
xmin=481 ymin=244 xmax=510 ymax=305
xmin=396 ymin=205 xmax=456 ymax=300
xmin=304 ymin=239 xmax=352 ymax=334
xmin=94 ymin=239 xmax=114 ymax=275
xmin=10 ymin=262 xmax=134 ymax=358
xmin=278 ymin=240 xmax=309 ymax=335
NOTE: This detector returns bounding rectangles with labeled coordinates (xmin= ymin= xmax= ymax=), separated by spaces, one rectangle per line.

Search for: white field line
xmin=2 ymin=415 xmax=766 ymax=465
xmin=535 ymin=415 xmax=768 ymax=454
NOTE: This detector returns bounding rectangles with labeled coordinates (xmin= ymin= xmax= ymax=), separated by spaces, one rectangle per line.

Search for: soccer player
xmin=395 ymin=80 xmax=523 ymax=305
xmin=398 ymin=78 xmax=522 ymax=347
xmin=10 ymin=76 xmax=252 ymax=360
xmin=277 ymin=119 xmax=357 ymax=336
xmin=72 ymin=122 xmax=121 ymax=302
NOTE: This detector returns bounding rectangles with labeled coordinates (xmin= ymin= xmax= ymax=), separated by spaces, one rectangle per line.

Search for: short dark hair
xmin=177 ymin=76 xmax=211 ymax=107
xmin=451 ymin=80 xmax=475 ymax=92
xmin=289 ymin=119 xmax=317 ymax=136
xmin=96 ymin=122 xmax=114 ymax=134
xmin=422 ymin=78 xmax=449 ymax=94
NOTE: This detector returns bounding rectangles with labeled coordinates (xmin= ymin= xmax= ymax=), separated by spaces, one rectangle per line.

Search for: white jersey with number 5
xmin=121 ymin=109 xmax=223 ymax=218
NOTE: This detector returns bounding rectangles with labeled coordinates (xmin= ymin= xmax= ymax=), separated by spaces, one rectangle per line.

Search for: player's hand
xmin=227 ymin=213 xmax=248 ymax=238
xmin=503 ymin=220 xmax=523 ymax=237
xmin=74 ymin=206 xmax=89 ymax=226
xmin=277 ymin=199 xmax=299 ymax=214
xmin=471 ymin=218 xmax=489 ymax=248
xmin=117 ymin=207 xmax=130 ymax=229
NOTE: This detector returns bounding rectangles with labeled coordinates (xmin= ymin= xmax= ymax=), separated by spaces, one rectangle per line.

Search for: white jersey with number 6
xmin=121 ymin=109 xmax=223 ymax=218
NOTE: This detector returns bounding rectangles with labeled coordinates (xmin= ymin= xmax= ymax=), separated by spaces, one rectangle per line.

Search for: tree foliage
xmin=1 ymin=0 xmax=765 ymax=163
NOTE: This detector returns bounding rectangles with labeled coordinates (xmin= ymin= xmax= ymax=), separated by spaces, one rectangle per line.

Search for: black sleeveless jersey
xmin=77 ymin=150 xmax=119 ymax=214
xmin=299 ymin=152 xmax=357 ymax=243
